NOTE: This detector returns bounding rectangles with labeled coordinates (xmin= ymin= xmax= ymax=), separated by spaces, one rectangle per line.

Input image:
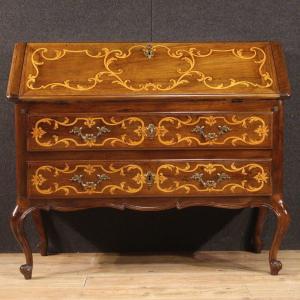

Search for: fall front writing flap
xmin=7 ymin=42 xmax=290 ymax=101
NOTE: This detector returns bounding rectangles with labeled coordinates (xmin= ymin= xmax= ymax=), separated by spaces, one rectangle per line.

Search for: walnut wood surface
xmin=27 ymin=159 xmax=272 ymax=198
xmin=10 ymin=205 xmax=34 ymax=280
xmin=6 ymin=41 xmax=291 ymax=279
xmin=6 ymin=42 xmax=291 ymax=101
xmin=253 ymin=206 xmax=268 ymax=253
xmin=270 ymin=42 xmax=291 ymax=98
xmin=32 ymin=209 xmax=48 ymax=256
xmin=27 ymin=112 xmax=272 ymax=151
xmin=6 ymin=43 xmax=27 ymax=100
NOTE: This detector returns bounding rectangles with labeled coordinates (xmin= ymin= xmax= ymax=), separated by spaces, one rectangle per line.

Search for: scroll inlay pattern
xmin=26 ymin=45 xmax=273 ymax=92
xmin=30 ymin=162 xmax=270 ymax=196
xmin=30 ymin=115 xmax=270 ymax=148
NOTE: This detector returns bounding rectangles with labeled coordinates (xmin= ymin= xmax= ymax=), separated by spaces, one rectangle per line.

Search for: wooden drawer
xmin=28 ymin=112 xmax=272 ymax=151
xmin=28 ymin=159 xmax=272 ymax=198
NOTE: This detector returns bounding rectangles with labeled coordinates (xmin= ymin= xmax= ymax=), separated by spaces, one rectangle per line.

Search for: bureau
xmin=6 ymin=42 xmax=291 ymax=279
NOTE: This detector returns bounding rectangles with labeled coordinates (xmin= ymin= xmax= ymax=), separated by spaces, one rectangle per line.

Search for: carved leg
xmin=32 ymin=209 xmax=48 ymax=256
xmin=269 ymin=199 xmax=290 ymax=275
xmin=10 ymin=205 xmax=34 ymax=279
xmin=252 ymin=206 xmax=268 ymax=253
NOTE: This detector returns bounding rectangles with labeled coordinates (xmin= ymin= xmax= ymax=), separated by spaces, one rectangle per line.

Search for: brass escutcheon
xmin=143 ymin=44 xmax=154 ymax=59
xmin=144 ymin=171 xmax=155 ymax=188
xmin=146 ymin=123 xmax=157 ymax=139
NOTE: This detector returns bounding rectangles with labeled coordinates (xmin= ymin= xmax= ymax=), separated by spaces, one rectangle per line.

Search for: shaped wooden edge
xmin=18 ymin=196 xmax=274 ymax=212
xmin=6 ymin=42 xmax=27 ymax=101
xmin=270 ymin=42 xmax=291 ymax=98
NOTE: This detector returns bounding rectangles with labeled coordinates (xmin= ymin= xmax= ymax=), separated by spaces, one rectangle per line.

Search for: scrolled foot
xmin=268 ymin=197 xmax=290 ymax=276
xmin=20 ymin=264 xmax=32 ymax=280
xmin=270 ymin=259 xmax=282 ymax=275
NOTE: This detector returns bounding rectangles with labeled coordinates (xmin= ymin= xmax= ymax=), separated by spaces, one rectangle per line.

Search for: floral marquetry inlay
xmin=31 ymin=164 xmax=145 ymax=195
xmin=157 ymin=115 xmax=270 ymax=146
xmin=30 ymin=116 xmax=147 ymax=148
xmin=29 ymin=114 xmax=271 ymax=149
xmin=7 ymin=41 xmax=291 ymax=278
xmin=29 ymin=162 xmax=271 ymax=197
xmin=156 ymin=163 xmax=270 ymax=193
xmin=26 ymin=44 xmax=273 ymax=93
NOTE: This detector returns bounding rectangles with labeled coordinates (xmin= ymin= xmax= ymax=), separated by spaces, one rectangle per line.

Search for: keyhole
xmin=145 ymin=171 xmax=155 ymax=188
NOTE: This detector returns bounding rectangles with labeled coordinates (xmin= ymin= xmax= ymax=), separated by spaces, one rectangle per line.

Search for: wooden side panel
xmin=27 ymin=159 xmax=272 ymax=198
xmin=6 ymin=43 xmax=27 ymax=100
xmin=16 ymin=42 xmax=281 ymax=100
xmin=271 ymin=42 xmax=291 ymax=98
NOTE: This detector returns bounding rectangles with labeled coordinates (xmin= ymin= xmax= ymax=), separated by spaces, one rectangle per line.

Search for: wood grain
xmin=6 ymin=43 xmax=27 ymax=100
xmin=27 ymin=159 xmax=272 ymax=198
xmin=27 ymin=112 xmax=273 ymax=151
xmin=0 ymin=251 xmax=299 ymax=299
xmin=6 ymin=41 xmax=291 ymax=279
xmin=271 ymin=42 xmax=291 ymax=98
xmin=6 ymin=42 xmax=291 ymax=101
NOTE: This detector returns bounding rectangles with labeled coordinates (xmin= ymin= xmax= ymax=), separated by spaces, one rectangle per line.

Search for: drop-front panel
xmin=7 ymin=42 xmax=290 ymax=279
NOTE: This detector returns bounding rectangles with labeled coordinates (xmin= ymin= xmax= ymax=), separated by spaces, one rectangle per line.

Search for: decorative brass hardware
xmin=144 ymin=171 xmax=155 ymax=188
xmin=157 ymin=115 xmax=269 ymax=146
xmin=191 ymin=172 xmax=231 ymax=188
xmin=31 ymin=162 xmax=269 ymax=195
xmin=143 ymin=44 xmax=154 ymax=59
xmin=70 ymin=126 xmax=110 ymax=143
xmin=70 ymin=173 xmax=110 ymax=191
xmin=31 ymin=117 xmax=147 ymax=148
xmin=192 ymin=125 xmax=231 ymax=141
xmin=146 ymin=123 xmax=156 ymax=139
xmin=31 ymin=115 xmax=269 ymax=149
xmin=31 ymin=164 xmax=145 ymax=195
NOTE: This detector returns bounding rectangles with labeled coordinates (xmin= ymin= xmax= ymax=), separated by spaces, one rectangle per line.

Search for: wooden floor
xmin=0 ymin=251 xmax=299 ymax=299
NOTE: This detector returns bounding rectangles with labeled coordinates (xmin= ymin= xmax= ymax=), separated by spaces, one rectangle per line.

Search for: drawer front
xmin=28 ymin=112 xmax=272 ymax=151
xmin=28 ymin=159 xmax=272 ymax=198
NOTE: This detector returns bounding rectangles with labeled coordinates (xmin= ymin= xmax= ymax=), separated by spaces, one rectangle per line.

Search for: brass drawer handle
xmin=146 ymin=123 xmax=156 ymax=139
xmin=191 ymin=172 xmax=231 ymax=188
xmin=70 ymin=174 xmax=110 ymax=191
xmin=144 ymin=171 xmax=155 ymax=188
xmin=70 ymin=126 xmax=110 ymax=143
xmin=143 ymin=44 xmax=154 ymax=59
xmin=192 ymin=125 xmax=231 ymax=141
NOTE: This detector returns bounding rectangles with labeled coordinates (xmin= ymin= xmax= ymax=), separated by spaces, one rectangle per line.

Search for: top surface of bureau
xmin=6 ymin=42 xmax=290 ymax=102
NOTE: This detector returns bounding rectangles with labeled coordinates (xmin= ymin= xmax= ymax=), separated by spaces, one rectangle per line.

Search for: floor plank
xmin=0 ymin=251 xmax=299 ymax=299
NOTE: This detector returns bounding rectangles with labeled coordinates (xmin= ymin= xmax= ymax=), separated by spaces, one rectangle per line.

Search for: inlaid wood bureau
xmin=6 ymin=42 xmax=291 ymax=279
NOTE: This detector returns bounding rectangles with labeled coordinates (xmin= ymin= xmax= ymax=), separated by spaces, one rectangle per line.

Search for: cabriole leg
xmin=269 ymin=199 xmax=290 ymax=275
xmin=10 ymin=205 xmax=34 ymax=280
xmin=32 ymin=209 xmax=48 ymax=256
xmin=253 ymin=206 xmax=268 ymax=253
